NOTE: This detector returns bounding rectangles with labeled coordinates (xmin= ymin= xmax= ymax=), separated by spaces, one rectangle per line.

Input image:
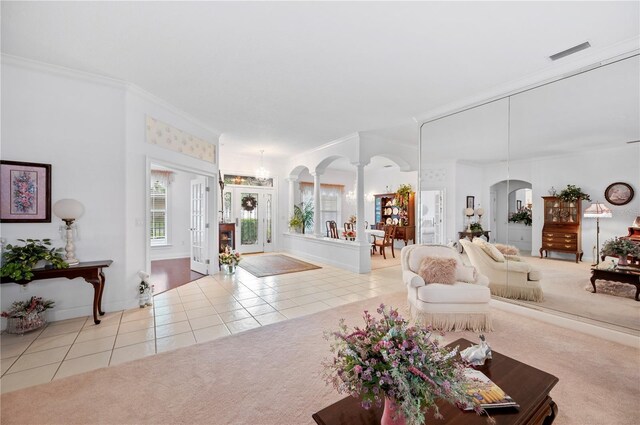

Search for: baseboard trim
xmin=490 ymin=298 xmax=639 ymax=348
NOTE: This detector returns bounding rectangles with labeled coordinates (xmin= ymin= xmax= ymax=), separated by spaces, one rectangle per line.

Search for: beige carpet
xmin=0 ymin=292 xmax=638 ymax=425
xmin=238 ymin=254 xmax=321 ymax=277
xmin=512 ymin=257 xmax=640 ymax=332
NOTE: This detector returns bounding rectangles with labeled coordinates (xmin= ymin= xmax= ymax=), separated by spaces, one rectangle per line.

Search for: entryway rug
xmin=239 ymin=254 xmax=321 ymax=277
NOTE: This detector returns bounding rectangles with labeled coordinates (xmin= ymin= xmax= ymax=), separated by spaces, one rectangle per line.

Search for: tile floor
xmin=0 ymin=259 xmax=403 ymax=393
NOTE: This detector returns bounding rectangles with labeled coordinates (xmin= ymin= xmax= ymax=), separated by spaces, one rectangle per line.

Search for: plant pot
xmin=222 ymin=264 xmax=236 ymax=275
xmin=618 ymin=256 xmax=629 ymax=266
xmin=5 ymin=311 xmax=47 ymax=335
xmin=381 ymin=398 xmax=406 ymax=425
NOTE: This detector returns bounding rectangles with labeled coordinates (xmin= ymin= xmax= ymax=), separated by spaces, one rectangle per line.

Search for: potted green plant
xmin=1 ymin=296 xmax=55 ymax=334
xmin=558 ymin=185 xmax=591 ymax=205
xmin=288 ymin=215 xmax=303 ymax=233
xmin=600 ymin=237 xmax=640 ymax=266
xmin=291 ymin=201 xmax=314 ymax=234
xmin=470 ymin=222 xmax=484 ymax=232
xmin=0 ymin=239 xmax=68 ymax=281
xmin=508 ymin=207 xmax=533 ymax=226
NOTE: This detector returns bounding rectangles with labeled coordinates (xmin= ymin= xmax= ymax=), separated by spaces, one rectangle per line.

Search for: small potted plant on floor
xmin=323 ymin=304 xmax=485 ymax=425
xmin=219 ymin=246 xmax=241 ymax=274
xmin=0 ymin=239 xmax=68 ymax=282
xmin=600 ymin=237 xmax=640 ymax=266
xmin=2 ymin=296 xmax=55 ymax=334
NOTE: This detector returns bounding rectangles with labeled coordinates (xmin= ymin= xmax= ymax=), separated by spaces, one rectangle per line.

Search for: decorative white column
xmin=287 ymin=176 xmax=298 ymax=224
xmin=311 ymin=171 xmax=323 ymax=237
xmin=353 ymin=163 xmax=367 ymax=243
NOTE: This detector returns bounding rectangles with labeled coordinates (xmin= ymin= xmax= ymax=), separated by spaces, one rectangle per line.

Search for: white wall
xmin=125 ymin=88 xmax=219 ymax=300
xmin=149 ymin=168 xmax=196 ymax=261
xmin=1 ymin=58 xmax=219 ymax=327
xmin=1 ymin=59 xmax=128 ymax=324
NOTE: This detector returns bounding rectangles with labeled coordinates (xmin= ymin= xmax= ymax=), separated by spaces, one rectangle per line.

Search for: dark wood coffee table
xmin=590 ymin=266 xmax=640 ymax=301
xmin=312 ymin=338 xmax=558 ymax=425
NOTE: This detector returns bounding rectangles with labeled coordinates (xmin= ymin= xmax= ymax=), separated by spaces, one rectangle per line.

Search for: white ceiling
xmin=2 ymin=1 xmax=639 ymax=159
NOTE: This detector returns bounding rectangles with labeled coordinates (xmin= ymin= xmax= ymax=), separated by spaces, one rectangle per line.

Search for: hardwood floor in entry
xmin=151 ymin=258 xmax=204 ymax=294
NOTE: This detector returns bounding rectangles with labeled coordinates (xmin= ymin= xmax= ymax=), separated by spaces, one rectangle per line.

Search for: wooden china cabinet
xmin=373 ymin=192 xmax=415 ymax=245
xmin=539 ymin=196 xmax=583 ymax=263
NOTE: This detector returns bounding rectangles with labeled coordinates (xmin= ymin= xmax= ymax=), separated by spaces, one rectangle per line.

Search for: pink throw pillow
xmin=494 ymin=243 xmax=520 ymax=256
xmin=418 ymin=257 xmax=457 ymax=285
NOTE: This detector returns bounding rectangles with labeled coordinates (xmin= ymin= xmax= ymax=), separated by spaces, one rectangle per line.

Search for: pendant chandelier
xmin=255 ymin=150 xmax=270 ymax=180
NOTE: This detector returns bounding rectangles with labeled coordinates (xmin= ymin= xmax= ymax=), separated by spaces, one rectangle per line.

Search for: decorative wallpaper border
xmin=146 ymin=116 xmax=216 ymax=163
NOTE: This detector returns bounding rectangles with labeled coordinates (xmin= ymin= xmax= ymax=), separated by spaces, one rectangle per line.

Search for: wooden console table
xmin=459 ymin=230 xmax=490 ymax=241
xmin=312 ymin=338 xmax=558 ymax=425
xmin=1 ymin=260 xmax=113 ymax=324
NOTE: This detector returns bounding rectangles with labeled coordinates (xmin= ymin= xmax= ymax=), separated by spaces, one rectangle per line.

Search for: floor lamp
xmin=584 ymin=202 xmax=612 ymax=265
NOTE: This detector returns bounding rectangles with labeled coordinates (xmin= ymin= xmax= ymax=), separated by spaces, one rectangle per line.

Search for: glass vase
xmin=222 ymin=264 xmax=236 ymax=275
xmin=381 ymin=398 xmax=406 ymax=425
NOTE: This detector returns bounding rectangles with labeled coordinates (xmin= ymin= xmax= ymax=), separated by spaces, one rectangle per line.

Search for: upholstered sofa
xmin=459 ymin=239 xmax=543 ymax=302
xmin=401 ymin=244 xmax=492 ymax=332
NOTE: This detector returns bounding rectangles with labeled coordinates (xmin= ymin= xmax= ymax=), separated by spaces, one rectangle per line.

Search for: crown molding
xmin=1 ymin=53 xmax=126 ymax=89
xmin=415 ymin=36 xmax=640 ymax=125
xmin=2 ymin=53 xmax=221 ymax=138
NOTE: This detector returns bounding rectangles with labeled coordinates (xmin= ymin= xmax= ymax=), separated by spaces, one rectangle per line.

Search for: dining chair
xmin=326 ymin=221 xmax=339 ymax=239
xmin=344 ymin=222 xmax=354 ymax=233
xmin=373 ymin=225 xmax=396 ymax=259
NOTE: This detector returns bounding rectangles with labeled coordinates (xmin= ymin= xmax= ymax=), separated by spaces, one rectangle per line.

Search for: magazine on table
xmin=463 ymin=369 xmax=519 ymax=410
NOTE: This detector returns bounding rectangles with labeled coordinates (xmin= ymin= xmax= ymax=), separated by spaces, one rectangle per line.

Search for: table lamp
xmin=584 ymin=202 xmax=612 ymax=265
xmin=465 ymin=207 xmax=474 ymax=232
xmin=53 ymin=199 xmax=85 ymax=265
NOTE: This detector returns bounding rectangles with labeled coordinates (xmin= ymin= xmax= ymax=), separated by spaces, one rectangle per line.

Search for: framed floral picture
xmin=0 ymin=160 xmax=51 ymax=223
xmin=604 ymin=182 xmax=634 ymax=206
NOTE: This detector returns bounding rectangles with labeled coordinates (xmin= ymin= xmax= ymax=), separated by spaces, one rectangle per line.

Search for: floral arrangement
xmin=1 ymin=296 xmax=54 ymax=319
xmin=395 ymin=184 xmax=413 ymax=210
xmin=508 ymin=207 xmax=532 ymax=226
xmin=348 ymin=215 xmax=357 ymax=224
xmin=601 ymin=237 xmax=640 ymax=257
xmin=219 ymin=246 xmax=242 ymax=265
xmin=323 ymin=305 xmax=483 ymax=425
xmin=342 ymin=230 xmax=356 ymax=240
xmin=558 ymin=184 xmax=591 ymax=202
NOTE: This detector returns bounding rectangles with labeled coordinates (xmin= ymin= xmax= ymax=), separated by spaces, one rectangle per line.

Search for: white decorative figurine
xmin=137 ymin=271 xmax=154 ymax=308
xmin=460 ymin=334 xmax=492 ymax=366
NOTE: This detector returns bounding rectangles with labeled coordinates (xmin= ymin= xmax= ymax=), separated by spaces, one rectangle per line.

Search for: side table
xmin=1 ymin=260 xmax=113 ymax=324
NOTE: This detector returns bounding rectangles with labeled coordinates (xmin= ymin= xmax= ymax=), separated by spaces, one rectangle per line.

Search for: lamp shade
xmin=475 ymin=207 xmax=485 ymax=216
xmin=53 ymin=199 xmax=85 ymax=220
xmin=584 ymin=202 xmax=612 ymax=218
xmin=464 ymin=207 xmax=474 ymax=217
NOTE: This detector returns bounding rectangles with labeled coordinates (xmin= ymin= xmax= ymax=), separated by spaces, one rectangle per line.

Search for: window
xmin=299 ymin=182 xmax=343 ymax=233
xmin=150 ymin=172 xmax=170 ymax=246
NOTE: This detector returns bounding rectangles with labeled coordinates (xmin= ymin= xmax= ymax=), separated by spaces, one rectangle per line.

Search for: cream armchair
xmin=459 ymin=239 xmax=543 ymax=302
xmin=401 ymin=244 xmax=492 ymax=332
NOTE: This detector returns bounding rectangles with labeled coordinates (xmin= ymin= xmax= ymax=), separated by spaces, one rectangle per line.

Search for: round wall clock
xmin=604 ymin=182 xmax=634 ymax=206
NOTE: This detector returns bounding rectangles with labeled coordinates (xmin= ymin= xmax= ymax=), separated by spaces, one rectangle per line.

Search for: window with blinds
xmin=299 ymin=182 xmax=343 ymax=232
xmin=150 ymin=180 xmax=168 ymax=245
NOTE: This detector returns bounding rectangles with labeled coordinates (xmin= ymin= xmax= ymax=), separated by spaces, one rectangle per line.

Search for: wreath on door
xmin=241 ymin=195 xmax=257 ymax=211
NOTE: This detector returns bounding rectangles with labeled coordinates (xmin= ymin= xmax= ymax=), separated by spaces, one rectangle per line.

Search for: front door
xmin=190 ymin=176 xmax=209 ymax=274
xmin=224 ymin=187 xmax=275 ymax=254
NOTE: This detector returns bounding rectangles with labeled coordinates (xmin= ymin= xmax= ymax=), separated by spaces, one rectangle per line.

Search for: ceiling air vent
xmin=627 ymin=140 xmax=640 ymax=144
xmin=549 ymin=41 xmax=591 ymax=61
